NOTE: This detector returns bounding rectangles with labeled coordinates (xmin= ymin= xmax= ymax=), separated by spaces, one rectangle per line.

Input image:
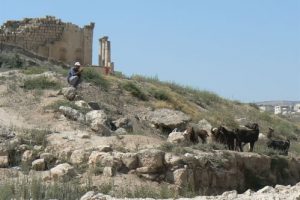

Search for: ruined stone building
xmin=0 ymin=16 xmax=94 ymax=65
xmin=99 ymin=36 xmax=114 ymax=74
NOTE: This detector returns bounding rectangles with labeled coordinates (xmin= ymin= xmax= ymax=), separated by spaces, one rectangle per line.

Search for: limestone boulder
xmin=103 ymin=166 xmax=116 ymax=177
xmin=59 ymin=106 xmax=85 ymax=122
xmin=121 ymin=153 xmax=138 ymax=170
xmin=167 ymin=131 xmax=189 ymax=144
xmin=61 ymin=87 xmax=76 ymax=101
xmin=95 ymin=145 xmax=113 ymax=152
xmin=40 ymin=152 xmax=56 ymax=167
xmin=164 ymin=153 xmax=184 ymax=169
xmin=112 ymin=117 xmax=133 ymax=131
xmin=50 ymin=163 xmax=75 ymax=181
xmin=88 ymin=151 xmax=122 ymax=170
xmin=144 ymin=109 xmax=191 ymax=131
xmin=0 ymin=156 xmax=8 ymax=168
xmin=22 ymin=150 xmax=35 ymax=163
xmin=197 ymin=119 xmax=212 ymax=132
xmin=85 ymin=110 xmax=111 ymax=135
xmin=70 ymin=149 xmax=89 ymax=165
xmin=114 ymin=128 xmax=127 ymax=135
xmin=137 ymin=149 xmax=165 ymax=173
xmin=173 ymin=168 xmax=195 ymax=188
xmin=112 ymin=117 xmax=129 ymax=128
xmin=32 ymin=159 xmax=46 ymax=171
xmin=75 ymin=100 xmax=90 ymax=109
xmin=85 ymin=110 xmax=107 ymax=125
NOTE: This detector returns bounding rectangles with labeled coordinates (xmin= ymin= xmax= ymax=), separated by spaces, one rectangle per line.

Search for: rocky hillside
xmin=0 ymin=52 xmax=299 ymax=199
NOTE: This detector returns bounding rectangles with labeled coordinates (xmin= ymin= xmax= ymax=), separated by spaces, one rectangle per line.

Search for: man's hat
xmin=74 ymin=62 xmax=81 ymax=66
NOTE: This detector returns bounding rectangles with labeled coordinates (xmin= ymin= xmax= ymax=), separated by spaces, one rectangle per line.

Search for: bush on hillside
xmin=82 ymin=68 xmax=109 ymax=89
xmin=23 ymin=76 xmax=60 ymax=90
xmin=123 ymin=82 xmax=148 ymax=101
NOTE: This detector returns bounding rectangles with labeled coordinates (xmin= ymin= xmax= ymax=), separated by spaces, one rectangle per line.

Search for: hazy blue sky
xmin=1 ymin=0 xmax=299 ymax=102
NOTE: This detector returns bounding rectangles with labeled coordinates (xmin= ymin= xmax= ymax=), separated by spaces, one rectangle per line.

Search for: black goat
xmin=211 ymin=126 xmax=235 ymax=150
xmin=267 ymin=139 xmax=290 ymax=155
xmin=266 ymin=127 xmax=290 ymax=155
xmin=235 ymin=123 xmax=259 ymax=152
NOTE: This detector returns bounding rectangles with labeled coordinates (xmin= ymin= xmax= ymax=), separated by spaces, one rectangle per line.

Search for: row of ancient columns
xmin=99 ymin=36 xmax=114 ymax=74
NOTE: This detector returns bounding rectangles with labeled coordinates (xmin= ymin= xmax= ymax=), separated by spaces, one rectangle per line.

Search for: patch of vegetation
xmin=22 ymin=66 xmax=48 ymax=75
xmin=191 ymin=142 xmax=227 ymax=151
xmin=23 ymin=76 xmax=61 ymax=90
xmin=159 ymin=142 xmax=191 ymax=155
xmin=123 ymin=82 xmax=148 ymax=101
xmin=0 ymin=178 xmax=93 ymax=200
xmin=112 ymin=183 xmax=176 ymax=199
xmin=18 ymin=128 xmax=51 ymax=147
xmin=149 ymin=88 xmax=169 ymax=101
xmin=82 ymin=67 xmax=109 ymax=89
xmin=248 ymin=103 xmax=259 ymax=110
xmin=0 ymin=54 xmax=23 ymax=68
xmin=255 ymin=142 xmax=282 ymax=156
xmin=45 ymin=100 xmax=91 ymax=114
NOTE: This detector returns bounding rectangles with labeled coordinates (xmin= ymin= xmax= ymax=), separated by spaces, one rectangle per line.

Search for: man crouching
xmin=68 ymin=62 xmax=83 ymax=88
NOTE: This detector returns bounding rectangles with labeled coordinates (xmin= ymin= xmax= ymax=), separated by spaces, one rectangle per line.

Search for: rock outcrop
xmin=144 ymin=109 xmax=191 ymax=132
xmin=80 ymin=183 xmax=300 ymax=199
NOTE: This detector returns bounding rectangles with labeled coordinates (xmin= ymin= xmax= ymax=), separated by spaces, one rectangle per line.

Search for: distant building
xmin=274 ymin=105 xmax=293 ymax=115
xmin=294 ymin=104 xmax=300 ymax=113
xmin=258 ymin=105 xmax=274 ymax=113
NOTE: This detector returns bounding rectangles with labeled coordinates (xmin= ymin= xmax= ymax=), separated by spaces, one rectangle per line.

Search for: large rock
xmin=59 ymin=106 xmax=85 ymax=122
xmin=75 ymin=100 xmax=90 ymax=109
xmin=145 ymin=109 xmax=191 ymax=131
xmin=40 ymin=152 xmax=56 ymax=168
xmin=121 ymin=153 xmax=138 ymax=170
xmin=70 ymin=149 xmax=89 ymax=165
xmin=137 ymin=149 xmax=165 ymax=173
xmin=165 ymin=153 xmax=184 ymax=169
xmin=85 ymin=110 xmax=111 ymax=135
xmin=61 ymin=87 xmax=76 ymax=101
xmin=88 ymin=151 xmax=122 ymax=170
xmin=173 ymin=168 xmax=195 ymax=188
xmin=0 ymin=156 xmax=8 ymax=168
xmin=167 ymin=131 xmax=189 ymax=144
xmin=32 ymin=159 xmax=46 ymax=171
xmin=197 ymin=119 xmax=212 ymax=131
xmin=50 ymin=163 xmax=75 ymax=181
xmin=22 ymin=150 xmax=35 ymax=163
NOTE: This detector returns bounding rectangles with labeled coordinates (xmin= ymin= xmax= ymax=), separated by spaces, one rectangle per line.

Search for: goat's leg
xmin=249 ymin=142 xmax=254 ymax=152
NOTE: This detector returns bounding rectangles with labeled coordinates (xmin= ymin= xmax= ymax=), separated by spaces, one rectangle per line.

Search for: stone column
xmin=98 ymin=36 xmax=114 ymax=74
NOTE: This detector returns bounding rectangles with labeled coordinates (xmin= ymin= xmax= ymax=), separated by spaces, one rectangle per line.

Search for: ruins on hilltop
xmin=0 ymin=16 xmax=94 ymax=66
xmin=99 ymin=36 xmax=114 ymax=74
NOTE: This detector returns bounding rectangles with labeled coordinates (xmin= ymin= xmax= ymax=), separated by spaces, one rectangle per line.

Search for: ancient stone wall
xmin=0 ymin=16 xmax=94 ymax=65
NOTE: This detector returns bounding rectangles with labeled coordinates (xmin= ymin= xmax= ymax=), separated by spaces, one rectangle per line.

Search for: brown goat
xmin=186 ymin=126 xmax=209 ymax=144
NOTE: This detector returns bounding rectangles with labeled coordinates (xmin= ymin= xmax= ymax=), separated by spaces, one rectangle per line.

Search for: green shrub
xmin=192 ymin=142 xmax=227 ymax=151
xmin=23 ymin=76 xmax=60 ymax=90
xmin=23 ymin=66 xmax=48 ymax=75
xmin=18 ymin=128 xmax=51 ymax=147
xmin=123 ymin=82 xmax=148 ymax=101
xmin=0 ymin=178 xmax=93 ymax=200
xmin=158 ymin=142 xmax=191 ymax=155
xmin=150 ymin=88 xmax=169 ymax=101
xmin=82 ymin=68 xmax=109 ymax=89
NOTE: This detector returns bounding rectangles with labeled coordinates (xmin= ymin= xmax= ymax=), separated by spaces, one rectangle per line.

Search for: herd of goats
xmin=182 ymin=123 xmax=290 ymax=155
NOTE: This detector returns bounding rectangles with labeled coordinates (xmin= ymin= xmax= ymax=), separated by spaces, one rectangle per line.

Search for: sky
xmin=1 ymin=0 xmax=299 ymax=102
